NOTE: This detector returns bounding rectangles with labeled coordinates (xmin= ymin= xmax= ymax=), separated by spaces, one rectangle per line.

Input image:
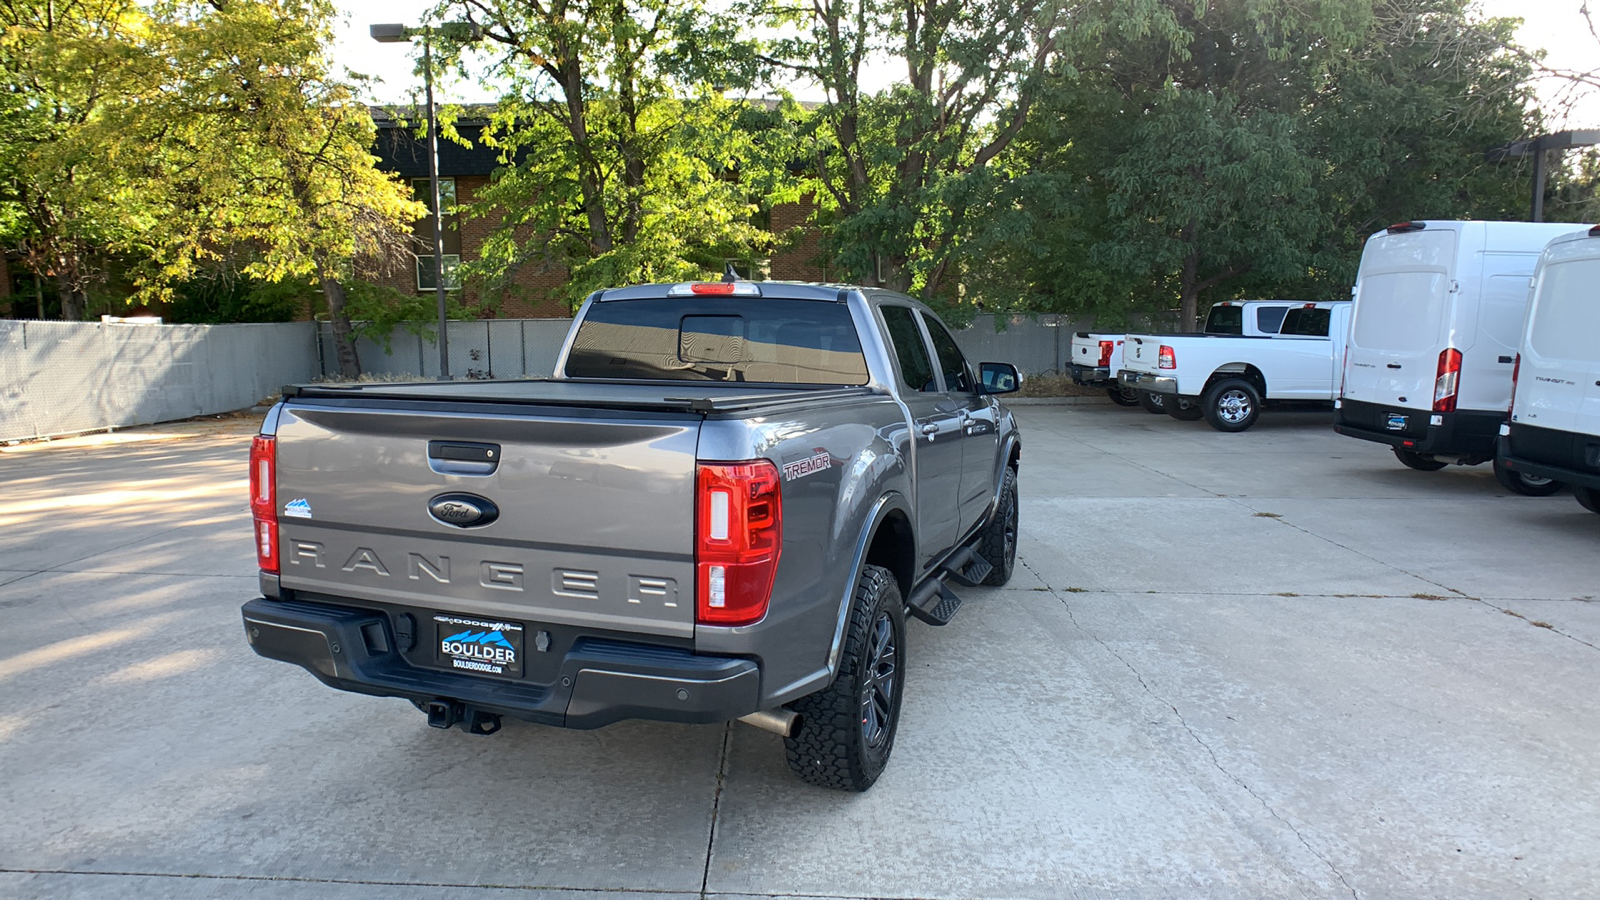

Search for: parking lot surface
xmin=2 ymin=403 xmax=1597 ymax=900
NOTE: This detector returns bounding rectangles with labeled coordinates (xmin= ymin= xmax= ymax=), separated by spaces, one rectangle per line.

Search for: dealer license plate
xmin=1385 ymin=414 xmax=1408 ymax=432
xmin=433 ymin=614 xmax=524 ymax=678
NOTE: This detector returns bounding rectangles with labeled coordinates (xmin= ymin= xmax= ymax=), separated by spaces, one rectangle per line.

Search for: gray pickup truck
xmin=241 ymin=280 xmax=1021 ymax=791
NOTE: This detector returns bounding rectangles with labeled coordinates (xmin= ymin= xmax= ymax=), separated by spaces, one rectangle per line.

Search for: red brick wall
xmin=768 ymin=196 xmax=830 ymax=282
xmin=366 ymin=175 xmax=573 ymax=319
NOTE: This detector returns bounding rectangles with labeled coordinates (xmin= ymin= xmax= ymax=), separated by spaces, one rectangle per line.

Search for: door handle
xmin=921 ymin=423 xmax=941 ymax=435
xmin=1386 ymin=363 xmax=1402 ymax=369
xmin=1498 ymin=356 xmax=1513 ymax=364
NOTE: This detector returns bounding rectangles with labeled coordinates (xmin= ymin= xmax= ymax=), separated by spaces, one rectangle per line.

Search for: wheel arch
xmin=1206 ymin=364 xmax=1268 ymax=399
xmin=826 ymin=493 xmax=915 ymax=678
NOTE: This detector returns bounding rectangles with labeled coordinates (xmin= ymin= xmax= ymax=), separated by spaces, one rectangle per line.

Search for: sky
xmin=333 ymin=0 xmax=1600 ymax=127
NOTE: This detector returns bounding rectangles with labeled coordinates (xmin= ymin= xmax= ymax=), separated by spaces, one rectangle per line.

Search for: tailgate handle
xmin=1386 ymin=363 xmax=1402 ymax=369
xmin=1498 ymin=356 xmax=1513 ymax=364
xmin=428 ymin=441 xmax=500 ymax=476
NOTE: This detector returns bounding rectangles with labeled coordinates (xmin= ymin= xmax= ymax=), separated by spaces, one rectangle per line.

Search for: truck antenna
xmin=722 ymin=262 xmax=741 ymax=284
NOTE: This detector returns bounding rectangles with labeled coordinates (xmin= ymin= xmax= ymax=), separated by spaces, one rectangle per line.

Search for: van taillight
xmin=1158 ymin=345 xmax=1176 ymax=369
xmin=1433 ymin=348 xmax=1462 ymax=413
xmin=249 ymin=435 xmax=278 ymax=573
xmin=696 ymin=461 xmax=782 ymax=626
xmin=1098 ymin=340 xmax=1114 ymax=367
xmin=1508 ymin=353 xmax=1521 ymax=416
xmin=1339 ymin=345 xmax=1349 ymax=398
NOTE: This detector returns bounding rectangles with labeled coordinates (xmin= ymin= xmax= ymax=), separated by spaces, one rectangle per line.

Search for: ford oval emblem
xmin=428 ymin=493 xmax=499 ymax=528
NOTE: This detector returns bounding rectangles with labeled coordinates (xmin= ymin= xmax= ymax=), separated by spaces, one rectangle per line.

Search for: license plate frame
xmin=433 ymin=613 xmax=525 ymax=678
xmin=1385 ymin=413 xmax=1408 ymax=432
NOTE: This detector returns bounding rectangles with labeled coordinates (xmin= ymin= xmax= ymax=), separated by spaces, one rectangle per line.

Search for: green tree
xmin=132 ymin=0 xmax=426 ymax=375
xmin=439 ymin=0 xmax=774 ymax=305
xmin=0 ymin=0 xmax=154 ymax=320
xmin=966 ymin=0 xmax=1533 ymax=328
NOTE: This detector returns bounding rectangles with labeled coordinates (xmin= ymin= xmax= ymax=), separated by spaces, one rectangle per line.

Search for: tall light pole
xmin=1485 ymin=130 xmax=1600 ymax=222
xmin=371 ymin=21 xmax=480 ymax=380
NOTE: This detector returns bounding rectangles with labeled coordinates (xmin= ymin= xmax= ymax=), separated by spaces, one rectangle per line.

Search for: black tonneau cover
xmin=281 ymin=378 xmax=879 ymax=415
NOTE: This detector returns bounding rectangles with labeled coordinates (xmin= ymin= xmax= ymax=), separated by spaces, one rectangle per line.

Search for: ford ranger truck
xmin=1071 ymin=301 xmax=1298 ymax=412
xmin=241 ymin=281 xmax=1022 ymax=792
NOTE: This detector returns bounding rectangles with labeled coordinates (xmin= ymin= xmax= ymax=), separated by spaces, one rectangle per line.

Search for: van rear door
xmin=1518 ymin=238 xmax=1600 ymax=435
xmin=1345 ymin=227 xmax=1459 ymax=411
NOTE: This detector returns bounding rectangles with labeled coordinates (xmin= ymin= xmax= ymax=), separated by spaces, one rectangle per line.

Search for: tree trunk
xmin=320 ymin=276 xmax=361 ymax=379
xmin=55 ymin=271 xmax=86 ymax=322
xmin=1178 ymin=220 xmax=1200 ymax=332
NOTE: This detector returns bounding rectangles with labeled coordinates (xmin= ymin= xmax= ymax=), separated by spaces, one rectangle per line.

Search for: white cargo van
xmin=1498 ymin=227 xmax=1600 ymax=514
xmin=1334 ymin=220 xmax=1591 ymax=492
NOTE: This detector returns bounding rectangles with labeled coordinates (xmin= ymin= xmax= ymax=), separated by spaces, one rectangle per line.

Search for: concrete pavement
xmin=1 ymin=404 xmax=1597 ymax=899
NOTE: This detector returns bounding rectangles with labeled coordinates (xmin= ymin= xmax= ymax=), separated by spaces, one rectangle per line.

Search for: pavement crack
xmin=1040 ymin=575 xmax=1359 ymax=900
xmin=699 ymin=721 xmax=732 ymax=900
xmin=1468 ymin=597 xmax=1600 ymax=653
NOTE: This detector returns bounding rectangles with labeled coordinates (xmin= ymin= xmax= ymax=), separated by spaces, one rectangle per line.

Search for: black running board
xmin=906 ymin=545 xmax=992 ymax=626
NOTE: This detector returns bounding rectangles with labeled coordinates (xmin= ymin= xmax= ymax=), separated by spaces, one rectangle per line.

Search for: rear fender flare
xmin=825 ymin=492 xmax=914 ymax=677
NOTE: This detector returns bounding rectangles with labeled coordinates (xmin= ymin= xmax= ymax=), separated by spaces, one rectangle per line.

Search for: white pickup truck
xmin=1070 ymin=300 xmax=1298 ymax=411
xmin=1117 ymin=301 xmax=1352 ymax=431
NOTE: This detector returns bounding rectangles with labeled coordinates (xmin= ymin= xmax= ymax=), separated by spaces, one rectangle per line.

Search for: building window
xmin=417 ymin=255 xmax=463 ymax=292
xmin=724 ymin=258 xmax=771 ymax=281
xmin=412 ymin=178 xmax=462 ymax=293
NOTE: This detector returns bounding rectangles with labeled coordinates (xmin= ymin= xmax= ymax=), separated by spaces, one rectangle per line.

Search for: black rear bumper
xmin=1334 ymin=400 xmax=1501 ymax=462
xmin=1498 ymin=429 xmax=1600 ymax=491
xmin=241 ymin=597 xmax=761 ymax=729
xmin=1068 ymin=364 xmax=1111 ymax=387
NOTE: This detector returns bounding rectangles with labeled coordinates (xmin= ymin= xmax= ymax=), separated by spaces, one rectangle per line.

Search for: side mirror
xmin=979 ymin=362 xmax=1020 ymax=395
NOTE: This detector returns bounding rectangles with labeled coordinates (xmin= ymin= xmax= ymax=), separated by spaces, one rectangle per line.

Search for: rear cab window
xmin=1256 ymin=307 xmax=1288 ymax=334
xmin=1279 ymin=307 xmax=1332 ymax=337
xmin=564 ymin=297 xmax=869 ymax=384
xmin=1204 ymin=305 xmax=1244 ymax=334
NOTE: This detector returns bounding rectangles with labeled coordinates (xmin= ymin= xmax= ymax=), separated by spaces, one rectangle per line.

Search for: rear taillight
xmin=1508 ymin=353 xmax=1521 ymax=416
xmin=1097 ymin=340 xmax=1114 ymax=368
xmin=696 ymin=461 xmax=782 ymax=626
xmin=249 ymin=435 xmax=278 ymax=573
xmin=1338 ymin=345 xmax=1349 ymax=398
xmin=1158 ymin=345 xmax=1176 ymax=369
xmin=1433 ymin=348 xmax=1462 ymax=413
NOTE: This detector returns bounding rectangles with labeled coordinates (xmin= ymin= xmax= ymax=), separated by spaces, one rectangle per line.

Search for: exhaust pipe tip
xmin=737 ymin=708 xmax=800 ymax=737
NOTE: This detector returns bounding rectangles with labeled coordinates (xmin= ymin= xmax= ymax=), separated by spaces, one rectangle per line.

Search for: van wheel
xmin=784 ymin=564 xmax=905 ymax=792
xmin=1575 ymin=487 xmax=1600 ymax=514
xmin=1393 ymin=448 xmax=1447 ymax=471
xmin=1201 ymin=378 xmax=1261 ymax=432
xmin=1138 ymin=391 xmax=1166 ymax=414
xmin=1166 ymin=395 xmax=1205 ymax=421
xmin=976 ymin=467 xmax=1018 ymax=585
xmin=1493 ymin=457 xmax=1565 ymax=496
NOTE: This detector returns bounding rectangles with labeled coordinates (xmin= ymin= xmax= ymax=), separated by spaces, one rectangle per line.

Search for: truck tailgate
xmin=273 ymin=401 xmax=700 ymax=639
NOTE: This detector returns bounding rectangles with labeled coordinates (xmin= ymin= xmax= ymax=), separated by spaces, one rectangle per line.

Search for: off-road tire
xmin=1575 ymin=486 xmax=1600 ymax=514
xmin=1138 ymin=391 xmax=1167 ymax=414
xmin=1166 ymin=394 xmax=1205 ymax=421
xmin=1393 ymin=448 xmax=1447 ymax=471
xmin=783 ymin=564 xmax=905 ymax=792
xmin=976 ymin=466 xmax=1018 ymax=586
xmin=1202 ymin=378 xmax=1262 ymax=432
xmin=1493 ymin=457 xmax=1564 ymax=496
xmin=1107 ymin=385 xmax=1142 ymax=407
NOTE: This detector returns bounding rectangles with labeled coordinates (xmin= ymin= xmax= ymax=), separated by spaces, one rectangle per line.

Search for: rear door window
xmin=881 ymin=306 xmax=938 ymax=392
xmin=1530 ymin=258 xmax=1600 ymax=363
xmin=564 ymin=298 xmax=869 ymax=384
xmin=1353 ymin=272 xmax=1449 ymax=352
